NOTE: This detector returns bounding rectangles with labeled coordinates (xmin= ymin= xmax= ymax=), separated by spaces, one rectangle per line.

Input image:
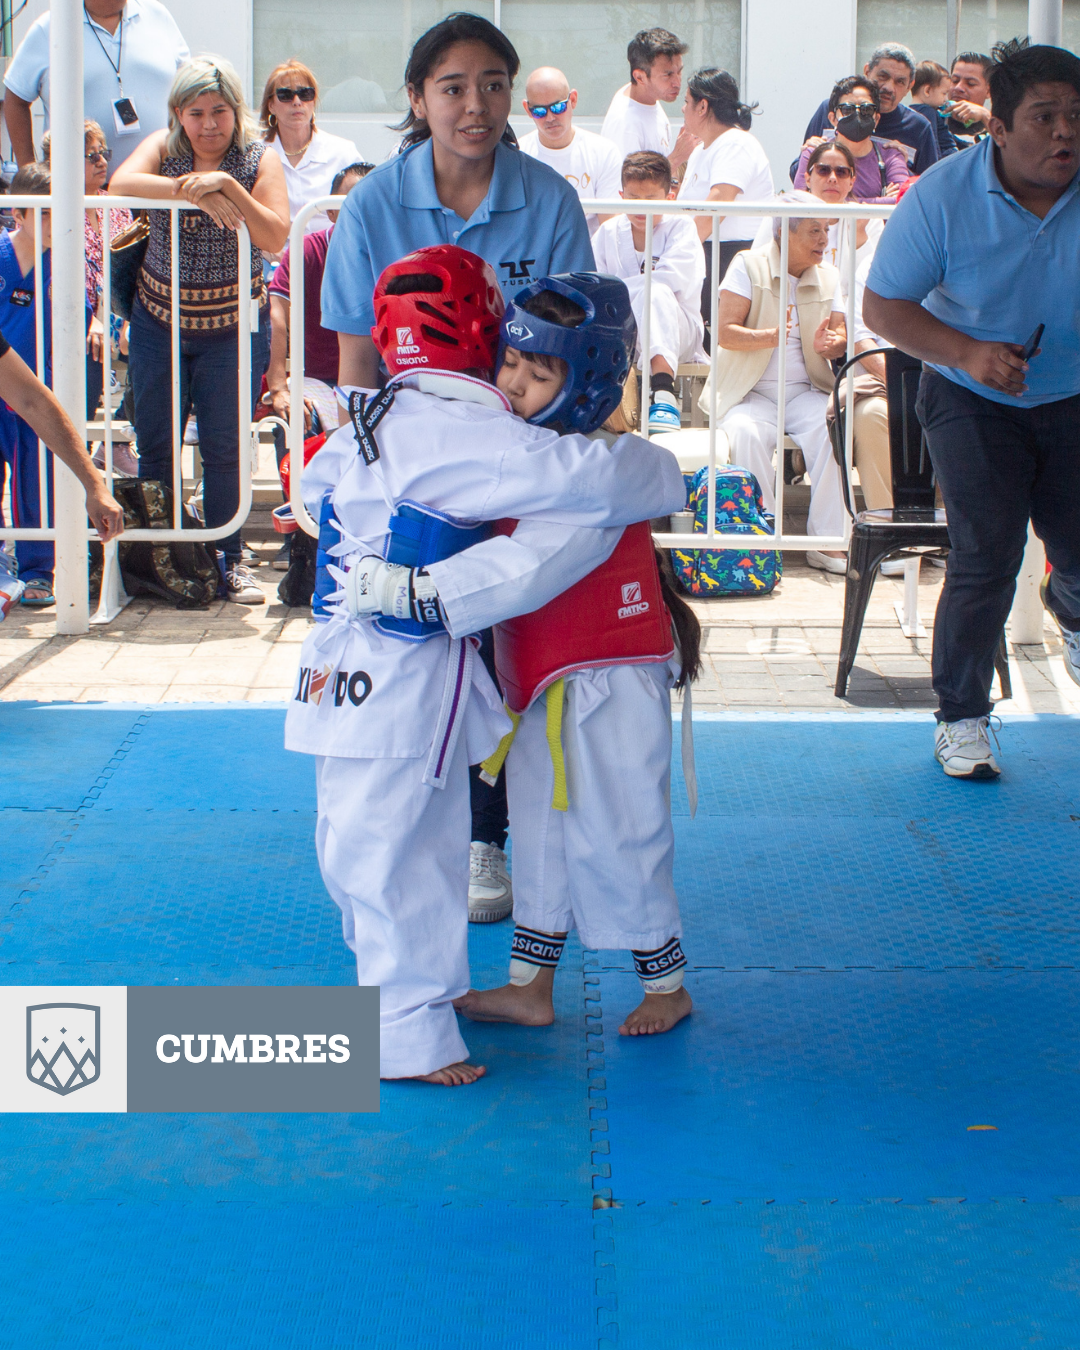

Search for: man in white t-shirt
xmin=707 ymin=212 xmax=849 ymax=569
xmin=518 ymin=67 xmax=622 ymax=236
xmin=4 ymin=0 xmax=189 ymax=167
xmin=593 ymin=151 xmax=705 ymax=432
xmin=600 ymin=28 xmax=697 ymax=171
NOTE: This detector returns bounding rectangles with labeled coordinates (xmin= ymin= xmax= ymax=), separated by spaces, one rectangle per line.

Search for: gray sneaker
xmin=468 ymin=841 xmax=513 ymax=923
xmin=224 ymin=564 xmax=265 ymax=605
xmin=934 ymin=716 xmax=1001 ymax=779
xmin=1041 ymin=574 xmax=1080 ymax=687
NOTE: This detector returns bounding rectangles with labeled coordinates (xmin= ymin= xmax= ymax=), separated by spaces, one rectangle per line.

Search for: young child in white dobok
xmin=444 ymin=276 xmax=701 ymax=1037
xmin=591 ymin=150 xmax=706 ymax=434
xmin=287 ymin=246 xmax=686 ymax=1086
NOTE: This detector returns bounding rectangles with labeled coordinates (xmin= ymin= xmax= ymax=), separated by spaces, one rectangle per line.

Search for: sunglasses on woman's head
xmin=85 ymin=147 xmax=112 ymax=164
xmin=275 ymin=86 xmax=316 ymax=103
xmin=810 ymin=163 xmax=854 ymax=179
xmin=527 ymin=99 xmax=569 ymax=118
xmin=835 ymin=101 xmax=876 ymax=117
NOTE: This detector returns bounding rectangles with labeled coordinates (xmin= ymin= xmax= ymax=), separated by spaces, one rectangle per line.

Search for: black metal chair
xmin=827 ymin=348 xmax=1010 ymax=699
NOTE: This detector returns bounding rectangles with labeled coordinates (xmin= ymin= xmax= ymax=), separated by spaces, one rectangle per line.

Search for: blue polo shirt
xmin=321 ymin=138 xmax=595 ymax=335
xmin=867 ymin=136 xmax=1080 ymax=407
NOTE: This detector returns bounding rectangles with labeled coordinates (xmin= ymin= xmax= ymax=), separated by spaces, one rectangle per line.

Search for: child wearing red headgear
xmin=285 ymin=245 xmax=685 ymax=1086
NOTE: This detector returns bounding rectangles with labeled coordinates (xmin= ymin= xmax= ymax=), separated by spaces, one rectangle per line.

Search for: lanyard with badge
xmin=87 ymin=5 xmax=141 ymax=136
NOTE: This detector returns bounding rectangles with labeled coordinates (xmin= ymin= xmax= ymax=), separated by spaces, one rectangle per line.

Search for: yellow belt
xmin=479 ymin=677 xmax=568 ymax=812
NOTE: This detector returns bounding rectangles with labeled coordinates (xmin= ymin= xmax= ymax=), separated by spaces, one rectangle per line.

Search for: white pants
xmin=720 ymin=386 xmax=845 ymax=538
xmin=624 ymin=276 xmax=703 ymax=375
xmin=506 ymin=664 xmax=682 ymax=952
xmin=315 ymin=742 xmax=471 ymax=1079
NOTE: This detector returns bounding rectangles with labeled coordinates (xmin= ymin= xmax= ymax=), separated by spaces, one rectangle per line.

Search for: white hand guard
xmin=344 ymin=555 xmax=444 ymax=626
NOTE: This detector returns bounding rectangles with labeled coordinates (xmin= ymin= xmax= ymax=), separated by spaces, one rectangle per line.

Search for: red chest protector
xmin=493 ymin=520 xmax=674 ymax=715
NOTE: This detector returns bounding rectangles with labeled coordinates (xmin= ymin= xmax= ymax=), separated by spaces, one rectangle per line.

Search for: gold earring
xmin=268 ymin=112 xmax=277 ymax=128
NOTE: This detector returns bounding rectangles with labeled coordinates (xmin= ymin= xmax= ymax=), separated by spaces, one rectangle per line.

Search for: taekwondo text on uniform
xmin=155 ymin=1033 xmax=351 ymax=1063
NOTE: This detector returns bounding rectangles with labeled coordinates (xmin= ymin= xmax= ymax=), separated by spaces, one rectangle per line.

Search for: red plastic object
xmin=371 ymin=245 xmax=504 ymax=377
xmin=278 ymin=430 xmax=327 ymax=501
xmin=493 ymin=520 xmax=674 ymax=715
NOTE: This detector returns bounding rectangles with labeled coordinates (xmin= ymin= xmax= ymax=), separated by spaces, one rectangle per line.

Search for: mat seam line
xmin=3 ymin=710 xmax=153 ymax=942
xmin=585 ymin=948 xmax=617 ymax=1348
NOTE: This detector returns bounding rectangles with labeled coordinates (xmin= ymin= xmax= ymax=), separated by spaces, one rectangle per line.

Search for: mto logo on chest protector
xmin=618 ymin=580 xmax=650 ymax=620
xmin=295 ymin=666 xmax=373 ymax=707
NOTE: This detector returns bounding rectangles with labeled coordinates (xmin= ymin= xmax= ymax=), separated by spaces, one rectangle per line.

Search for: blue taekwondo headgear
xmin=498 ymin=272 xmax=637 ymax=435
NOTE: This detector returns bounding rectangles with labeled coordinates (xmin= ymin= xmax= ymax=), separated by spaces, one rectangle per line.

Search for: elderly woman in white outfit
xmin=259 ymin=60 xmax=360 ymax=235
xmin=703 ymin=201 xmax=849 ymax=572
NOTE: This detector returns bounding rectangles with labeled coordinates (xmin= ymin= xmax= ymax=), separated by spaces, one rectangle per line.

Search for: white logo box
xmin=0 ymin=986 xmax=379 ymax=1113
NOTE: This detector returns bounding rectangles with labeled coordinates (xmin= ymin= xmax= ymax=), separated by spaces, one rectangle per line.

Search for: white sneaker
xmin=1041 ymin=574 xmax=1080 ymax=688
xmin=880 ymin=557 xmax=907 ymax=576
xmin=468 ymin=841 xmax=513 ymax=923
xmin=934 ymin=716 xmax=1001 ymax=779
xmin=224 ymin=563 xmax=265 ymax=605
xmin=806 ymin=549 xmax=848 ymax=575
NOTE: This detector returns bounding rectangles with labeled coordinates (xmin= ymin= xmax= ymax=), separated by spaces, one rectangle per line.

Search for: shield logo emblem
xmin=26 ymin=1004 xmax=101 ymax=1096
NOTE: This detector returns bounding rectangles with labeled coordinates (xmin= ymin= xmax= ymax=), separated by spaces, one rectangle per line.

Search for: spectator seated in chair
xmin=793 ymin=77 xmax=911 ymax=204
xmin=701 ymin=193 xmax=849 ymax=573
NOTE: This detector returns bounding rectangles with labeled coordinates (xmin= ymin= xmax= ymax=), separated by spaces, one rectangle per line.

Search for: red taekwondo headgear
xmin=371 ymin=245 xmax=505 ymax=377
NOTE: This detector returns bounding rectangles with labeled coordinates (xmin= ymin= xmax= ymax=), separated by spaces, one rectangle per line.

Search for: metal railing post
xmin=49 ymin=0 xmax=89 ymax=633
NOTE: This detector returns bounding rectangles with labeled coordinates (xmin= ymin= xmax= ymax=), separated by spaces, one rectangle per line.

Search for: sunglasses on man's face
xmin=85 ymin=147 xmax=112 ymax=164
xmin=810 ymin=163 xmax=854 ymax=179
xmin=836 ymin=101 xmax=876 ymax=117
xmin=527 ymin=99 xmax=569 ymax=118
xmin=275 ymin=86 xmax=316 ymax=103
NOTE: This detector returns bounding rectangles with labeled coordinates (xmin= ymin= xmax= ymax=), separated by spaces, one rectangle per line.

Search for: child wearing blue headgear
xmin=451 ymin=274 xmax=701 ymax=1038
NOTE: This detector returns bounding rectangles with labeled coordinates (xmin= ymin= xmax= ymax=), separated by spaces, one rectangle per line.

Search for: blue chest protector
xmin=312 ymin=498 xmax=490 ymax=639
xmin=312 ymin=387 xmax=490 ymax=636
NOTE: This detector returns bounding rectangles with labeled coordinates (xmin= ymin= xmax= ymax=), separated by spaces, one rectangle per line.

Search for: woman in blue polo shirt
xmin=321 ymin=13 xmax=594 ymax=389
xmin=320 ymin=13 xmax=595 ymax=916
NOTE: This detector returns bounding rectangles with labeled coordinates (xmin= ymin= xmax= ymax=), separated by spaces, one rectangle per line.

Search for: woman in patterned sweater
xmin=110 ymin=56 xmax=289 ymax=603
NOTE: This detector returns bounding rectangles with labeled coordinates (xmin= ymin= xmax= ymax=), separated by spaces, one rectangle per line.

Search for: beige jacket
xmin=700 ymin=243 xmax=840 ymax=423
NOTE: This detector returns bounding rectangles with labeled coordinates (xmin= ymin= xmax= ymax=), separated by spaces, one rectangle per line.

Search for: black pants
xmin=701 ymin=238 xmax=754 ymax=354
xmin=469 ymin=627 xmax=508 ymax=849
xmin=916 ymin=370 xmax=1080 ymax=721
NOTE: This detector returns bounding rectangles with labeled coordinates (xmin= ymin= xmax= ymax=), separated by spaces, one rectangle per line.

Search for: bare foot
xmin=618 ymin=987 xmax=693 ymax=1036
xmin=390 ymin=1061 xmax=487 ymax=1086
xmin=454 ymin=966 xmax=556 ymax=1025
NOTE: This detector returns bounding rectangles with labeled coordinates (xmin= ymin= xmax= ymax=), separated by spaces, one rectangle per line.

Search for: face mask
xmin=835 ymin=110 xmax=876 ymax=143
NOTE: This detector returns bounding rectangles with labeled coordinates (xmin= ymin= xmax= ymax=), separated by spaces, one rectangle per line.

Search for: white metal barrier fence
xmin=0 ymin=198 xmax=273 ymax=621
xmin=285 ymin=195 xmax=893 ymax=553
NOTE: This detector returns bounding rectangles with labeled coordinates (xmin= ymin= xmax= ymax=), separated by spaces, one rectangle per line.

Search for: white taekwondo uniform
xmin=285 ymin=370 xmax=686 ymax=1077
xmin=592 ymin=214 xmax=705 ymax=376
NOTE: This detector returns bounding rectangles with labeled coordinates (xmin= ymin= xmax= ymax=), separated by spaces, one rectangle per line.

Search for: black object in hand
xmin=1021 ymin=324 xmax=1044 ymax=361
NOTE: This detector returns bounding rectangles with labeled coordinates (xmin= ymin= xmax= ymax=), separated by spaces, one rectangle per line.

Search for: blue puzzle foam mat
xmin=595 ymin=967 xmax=1080 ymax=1202
xmin=0 ymin=1201 xmax=595 ymax=1350
xmin=605 ymin=1200 xmax=1080 ymax=1349
xmin=0 ymin=704 xmax=141 ymax=810
xmin=2 ymin=705 xmax=1080 ymax=1345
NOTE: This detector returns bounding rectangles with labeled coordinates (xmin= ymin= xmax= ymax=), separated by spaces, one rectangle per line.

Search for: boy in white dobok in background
xmin=592 ymin=151 xmax=705 ymax=433
xmin=518 ymin=66 xmax=621 ymax=237
xmin=286 ymin=245 xmax=685 ymax=1087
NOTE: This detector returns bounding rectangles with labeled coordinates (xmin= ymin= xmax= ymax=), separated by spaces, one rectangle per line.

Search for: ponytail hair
xmin=686 ymin=67 xmax=758 ymax=131
xmin=656 ymin=548 xmax=701 ymax=690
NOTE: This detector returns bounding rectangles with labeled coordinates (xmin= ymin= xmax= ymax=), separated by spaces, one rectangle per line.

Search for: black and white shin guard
xmin=508 ymin=926 xmax=566 ymax=986
xmin=632 ymin=937 xmax=687 ymax=994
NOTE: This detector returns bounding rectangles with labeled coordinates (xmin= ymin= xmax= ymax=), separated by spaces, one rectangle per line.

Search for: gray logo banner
xmin=126 ymin=987 xmax=379 ymax=1112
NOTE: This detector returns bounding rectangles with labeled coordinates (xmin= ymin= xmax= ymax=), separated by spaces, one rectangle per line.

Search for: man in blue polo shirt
xmin=865 ymin=40 xmax=1080 ymax=780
